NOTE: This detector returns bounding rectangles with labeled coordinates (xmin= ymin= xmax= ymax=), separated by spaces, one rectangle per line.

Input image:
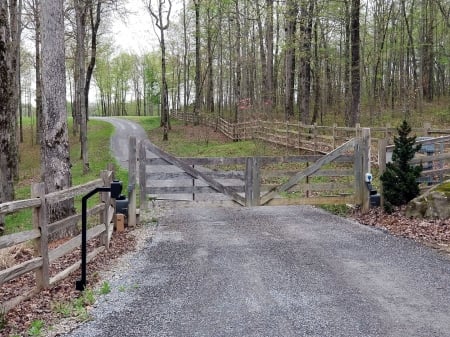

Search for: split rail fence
xmin=172 ymin=111 xmax=450 ymax=158
xmin=173 ymin=112 xmax=450 ymax=189
xmin=0 ymin=170 xmax=115 ymax=312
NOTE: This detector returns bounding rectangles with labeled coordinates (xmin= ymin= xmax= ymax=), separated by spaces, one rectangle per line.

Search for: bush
xmin=380 ymin=120 xmax=422 ymax=212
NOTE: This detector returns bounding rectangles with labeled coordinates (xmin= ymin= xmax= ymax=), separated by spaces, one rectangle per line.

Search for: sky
xmin=111 ymin=1 xmax=158 ymax=55
xmin=111 ymin=0 xmax=182 ymax=55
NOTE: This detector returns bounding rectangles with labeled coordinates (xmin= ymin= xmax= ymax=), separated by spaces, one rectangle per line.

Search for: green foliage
xmin=0 ymin=307 xmax=7 ymax=330
xmin=5 ymin=119 xmax=127 ymax=234
xmin=380 ymin=120 xmax=422 ymax=212
xmin=320 ymin=204 xmax=352 ymax=217
xmin=99 ymin=281 xmax=111 ymax=295
xmin=27 ymin=319 xmax=44 ymax=337
xmin=52 ymin=288 xmax=96 ymax=322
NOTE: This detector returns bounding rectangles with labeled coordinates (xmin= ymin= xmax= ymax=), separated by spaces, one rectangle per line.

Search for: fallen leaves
xmin=0 ymin=228 xmax=137 ymax=336
xmin=352 ymin=206 xmax=450 ymax=247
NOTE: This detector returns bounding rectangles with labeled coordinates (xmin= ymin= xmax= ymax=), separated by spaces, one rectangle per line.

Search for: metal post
xmin=76 ymin=187 xmax=113 ymax=291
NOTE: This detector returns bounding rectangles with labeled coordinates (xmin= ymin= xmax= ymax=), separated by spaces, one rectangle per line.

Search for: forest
xmin=1 ymin=0 xmax=450 ymax=218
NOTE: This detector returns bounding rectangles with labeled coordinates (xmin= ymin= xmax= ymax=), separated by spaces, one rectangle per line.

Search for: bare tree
xmin=147 ymin=0 xmax=171 ymax=141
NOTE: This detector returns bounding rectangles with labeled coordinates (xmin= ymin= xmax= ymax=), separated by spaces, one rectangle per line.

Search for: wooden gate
xmin=135 ymin=128 xmax=371 ymax=211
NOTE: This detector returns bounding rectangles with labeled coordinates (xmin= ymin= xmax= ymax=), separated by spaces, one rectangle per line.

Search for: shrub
xmin=380 ymin=120 xmax=422 ymax=212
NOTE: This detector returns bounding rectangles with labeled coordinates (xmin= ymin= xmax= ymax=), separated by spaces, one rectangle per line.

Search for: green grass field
xmin=4 ymin=118 xmax=129 ymax=234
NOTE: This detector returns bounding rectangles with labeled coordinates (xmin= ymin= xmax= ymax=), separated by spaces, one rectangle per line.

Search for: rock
xmin=406 ymin=180 xmax=450 ymax=219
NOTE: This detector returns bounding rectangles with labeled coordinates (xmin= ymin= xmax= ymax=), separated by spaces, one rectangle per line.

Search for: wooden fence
xmin=171 ymin=111 xmax=450 ymax=159
xmin=137 ymin=129 xmax=371 ymax=211
xmin=0 ymin=170 xmax=115 ymax=312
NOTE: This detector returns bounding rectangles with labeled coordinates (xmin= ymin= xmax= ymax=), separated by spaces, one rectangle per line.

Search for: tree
xmin=73 ymin=0 xmax=89 ymax=173
xmin=349 ymin=0 xmax=360 ymax=126
xmin=0 ymin=0 xmax=14 ymax=233
xmin=193 ymin=0 xmax=201 ymax=125
xmin=284 ymin=0 xmax=298 ymax=120
xmin=380 ymin=120 xmax=422 ymax=212
xmin=22 ymin=0 xmax=42 ymax=144
xmin=298 ymin=0 xmax=314 ymax=124
xmin=40 ymin=0 xmax=74 ymax=221
xmin=147 ymin=0 xmax=171 ymax=141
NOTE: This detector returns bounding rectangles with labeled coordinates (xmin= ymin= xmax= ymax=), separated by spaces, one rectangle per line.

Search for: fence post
xmin=139 ymin=140 xmax=148 ymax=210
xmin=385 ymin=122 xmax=392 ymax=144
xmin=286 ymin=121 xmax=289 ymax=150
xmin=332 ymin=123 xmax=337 ymax=149
xmin=423 ymin=122 xmax=431 ymax=136
xmin=245 ymin=157 xmax=261 ymax=207
xmin=100 ymin=170 xmax=112 ymax=248
xmin=128 ymin=136 xmax=137 ymax=227
xmin=378 ymin=139 xmax=387 ymax=208
xmin=313 ymin=123 xmax=318 ymax=154
xmin=32 ymin=182 xmax=49 ymax=289
xmin=361 ymin=128 xmax=371 ymax=213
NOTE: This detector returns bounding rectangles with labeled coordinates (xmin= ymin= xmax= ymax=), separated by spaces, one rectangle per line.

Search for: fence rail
xmin=172 ymin=112 xmax=450 ymax=193
xmin=139 ymin=128 xmax=370 ymax=211
xmin=0 ymin=170 xmax=115 ymax=313
xmin=172 ymin=112 xmax=450 ymax=158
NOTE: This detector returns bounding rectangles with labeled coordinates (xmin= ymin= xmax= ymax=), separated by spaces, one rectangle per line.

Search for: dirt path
xmin=64 ymin=205 xmax=450 ymax=337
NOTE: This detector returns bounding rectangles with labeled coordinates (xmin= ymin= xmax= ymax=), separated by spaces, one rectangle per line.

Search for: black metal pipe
xmin=76 ymin=187 xmax=111 ymax=291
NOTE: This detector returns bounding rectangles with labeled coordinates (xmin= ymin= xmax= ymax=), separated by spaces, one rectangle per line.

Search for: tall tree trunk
xmin=266 ymin=0 xmax=274 ymax=109
xmin=5 ymin=0 xmax=18 ymax=184
xmin=311 ymin=17 xmax=320 ymax=124
xmin=40 ymin=0 xmax=74 ymax=222
xmin=256 ymin=0 xmax=267 ymax=108
xmin=349 ymin=0 xmax=360 ymax=126
xmin=193 ymin=0 xmax=201 ymax=125
xmin=84 ymin=0 xmax=102 ymax=120
xmin=0 ymin=0 xmax=15 ymax=212
xmin=298 ymin=0 xmax=314 ymax=123
xmin=33 ymin=0 xmax=42 ymax=146
xmin=284 ymin=0 xmax=298 ymax=120
xmin=234 ymin=0 xmax=242 ymax=125
xmin=74 ymin=0 xmax=89 ymax=173
xmin=147 ymin=0 xmax=171 ymax=141
xmin=421 ymin=0 xmax=434 ymax=101
xmin=206 ymin=5 xmax=214 ymax=114
xmin=182 ymin=0 xmax=188 ymax=123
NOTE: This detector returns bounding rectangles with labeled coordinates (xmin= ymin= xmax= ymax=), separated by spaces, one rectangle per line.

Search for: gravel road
xmin=93 ymin=117 xmax=148 ymax=169
xmin=63 ymin=205 xmax=450 ymax=337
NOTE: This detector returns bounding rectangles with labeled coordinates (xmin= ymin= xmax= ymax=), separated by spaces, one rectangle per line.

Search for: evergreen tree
xmin=381 ymin=120 xmax=422 ymax=212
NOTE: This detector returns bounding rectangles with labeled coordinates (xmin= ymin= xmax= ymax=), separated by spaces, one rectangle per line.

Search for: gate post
xmin=128 ymin=136 xmax=137 ymax=226
xmin=139 ymin=140 xmax=148 ymax=210
xmin=361 ymin=128 xmax=371 ymax=213
xmin=355 ymin=128 xmax=371 ymax=213
xmin=245 ymin=157 xmax=261 ymax=206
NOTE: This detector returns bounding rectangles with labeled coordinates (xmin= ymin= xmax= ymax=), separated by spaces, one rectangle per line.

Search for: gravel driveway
xmin=63 ymin=205 xmax=450 ymax=337
xmin=93 ymin=117 xmax=148 ymax=169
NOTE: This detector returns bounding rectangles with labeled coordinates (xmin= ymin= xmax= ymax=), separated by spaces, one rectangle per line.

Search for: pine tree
xmin=380 ymin=120 xmax=422 ymax=212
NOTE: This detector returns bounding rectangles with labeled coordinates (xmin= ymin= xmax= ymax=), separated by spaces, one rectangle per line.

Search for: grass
xmin=27 ymin=319 xmax=45 ymax=337
xmin=52 ymin=288 xmax=96 ymax=322
xmin=4 ymin=118 xmax=127 ymax=234
xmin=146 ymin=117 xmax=300 ymax=158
